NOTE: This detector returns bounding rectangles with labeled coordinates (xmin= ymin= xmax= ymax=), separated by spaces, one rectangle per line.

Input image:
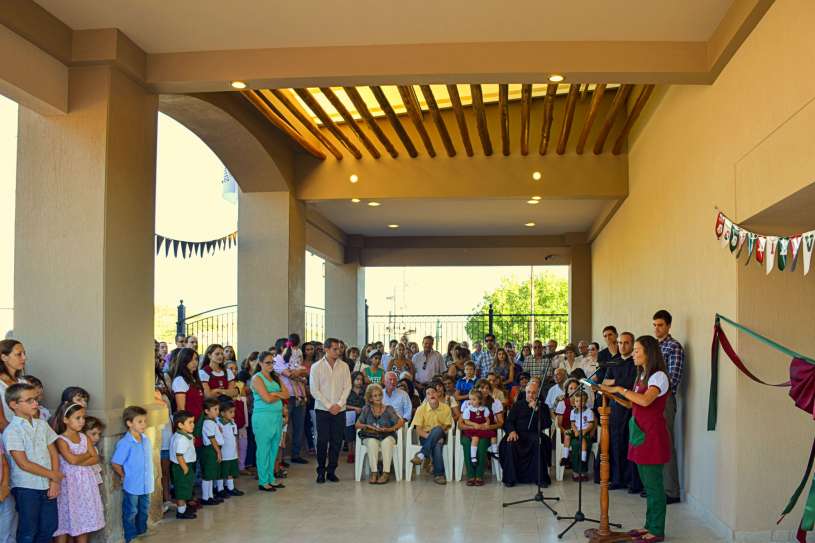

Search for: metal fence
xmin=304 ymin=305 xmax=325 ymax=343
xmin=366 ymin=306 xmax=569 ymax=349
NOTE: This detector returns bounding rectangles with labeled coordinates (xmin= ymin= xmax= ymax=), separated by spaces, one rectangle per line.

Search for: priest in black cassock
xmin=499 ymin=378 xmax=552 ymax=487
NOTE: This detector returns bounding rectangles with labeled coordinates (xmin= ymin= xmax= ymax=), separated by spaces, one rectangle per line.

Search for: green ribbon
xmin=716 ymin=313 xmax=815 ymax=365
xmin=802 ymin=474 xmax=815 ymax=531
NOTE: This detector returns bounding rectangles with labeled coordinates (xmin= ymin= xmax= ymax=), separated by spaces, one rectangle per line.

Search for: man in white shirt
xmin=382 ymin=371 xmax=412 ymax=421
xmin=547 ymin=339 xmax=566 ymax=369
xmin=544 ymin=368 xmax=568 ymax=411
xmin=309 ymin=337 xmax=351 ymax=483
xmin=411 ymin=336 xmax=444 ymax=396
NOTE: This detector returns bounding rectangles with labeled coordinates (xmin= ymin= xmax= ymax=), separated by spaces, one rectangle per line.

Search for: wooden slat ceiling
xmin=242 ymin=83 xmax=655 ymax=160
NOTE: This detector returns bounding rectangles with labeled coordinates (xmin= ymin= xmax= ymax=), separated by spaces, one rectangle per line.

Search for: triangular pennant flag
xmin=217 ymin=238 xmax=223 ymax=251
xmin=803 ymin=231 xmax=815 ymax=275
xmin=729 ymin=224 xmax=740 ymax=252
xmin=197 ymin=242 xmax=204 ymax=258
xmin=165 ymin=237 xmax=171 ymax=257
xmin=721 ymin=218 xmax=733 ymax=247
xmin=155 ymin=235 xmax=164 ymax=255
xmin=715 ymin=212 xmax=726 ymax=239
xmin=790 ymin=235 xmax=803 ymax=272
xmin=735 ymin=229 xmax=748 ymax=258
xmin=765 ymin=236 xmax=778 ymax=274
xmin=207 ymin=241 xmax=215 ymax=254
xmin=777 ymin=237 xmax=789 ymax=271
xmin=181 ymin=241 xmax=188 ymax=259
xmin=745 ymin=233 xmax=757 ymax=264
xmin=173 ymin=240 xmax=179 ymax=257
xmin=756 ymin=236 xmax=767 ymax=264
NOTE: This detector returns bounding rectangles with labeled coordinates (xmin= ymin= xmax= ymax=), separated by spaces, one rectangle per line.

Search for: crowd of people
xmin=0 ymin=308 xmax=683 ymax=543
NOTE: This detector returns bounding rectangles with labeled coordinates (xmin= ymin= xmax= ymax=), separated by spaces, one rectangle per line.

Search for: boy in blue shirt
xmin=455 ymin=362 xmax=478 ymax=401
xmin=111 ymin=406 xmax=154 ymax=543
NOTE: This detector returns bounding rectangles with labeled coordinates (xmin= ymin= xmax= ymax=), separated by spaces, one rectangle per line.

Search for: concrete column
xmin=569 ymin=243 xmax=592 ymax=342
xmin=15 ymin=65 xmax=160 ymax=541
xmin=325 ymin=261 xmax=366 ymax=346
xmin=237 ymin=191 xmax=305 ymax=356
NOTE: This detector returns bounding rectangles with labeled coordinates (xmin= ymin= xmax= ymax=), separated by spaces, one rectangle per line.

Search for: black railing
xmin=304 ymin=305 xmax=325 ymax=342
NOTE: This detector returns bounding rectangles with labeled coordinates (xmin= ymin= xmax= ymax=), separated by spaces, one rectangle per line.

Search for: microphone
xmin=540 ymin=348 xmax=568 ymax=359
xmin=597 ymin=358 xmax=624 ymax=368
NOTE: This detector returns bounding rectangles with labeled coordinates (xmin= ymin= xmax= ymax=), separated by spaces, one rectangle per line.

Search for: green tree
xmin=465 ymin=270 xmax=569 ymax=345
xmin=154 ymin=304 xmax=179 ymax=342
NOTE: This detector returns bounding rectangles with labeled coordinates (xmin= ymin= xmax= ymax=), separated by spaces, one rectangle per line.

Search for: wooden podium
xmin=584 ymin=389 xmax=633 ymax=543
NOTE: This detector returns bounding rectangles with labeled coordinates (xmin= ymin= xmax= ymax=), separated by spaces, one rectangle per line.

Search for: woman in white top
xmin=0 ymin=339 xmax=28 ymax=431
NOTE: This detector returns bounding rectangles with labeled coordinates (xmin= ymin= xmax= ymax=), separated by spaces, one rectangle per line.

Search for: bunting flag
xmin=714 ymin=210 xmax=815 ymax=277
xmin=708 ymin=314 xmax=815 ymax=542
xmin=155 ymin=231 xmax=238 ymax=259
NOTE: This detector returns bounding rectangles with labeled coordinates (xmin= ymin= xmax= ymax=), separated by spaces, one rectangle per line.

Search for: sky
xmin=0 ymin=95 xmax=567 ymax=333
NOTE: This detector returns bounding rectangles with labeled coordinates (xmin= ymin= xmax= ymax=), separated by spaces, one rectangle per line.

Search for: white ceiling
xmin=308 ymin=198 xmax=610 ymax=237
xmin=36 ymin=0 xmax=734 ymax=53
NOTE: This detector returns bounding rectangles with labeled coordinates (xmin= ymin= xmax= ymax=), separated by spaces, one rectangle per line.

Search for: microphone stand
xmin=502 ymin=378 xmax=559 ymax=515
xmin=556 ymin=365 xmax=622 ymax=539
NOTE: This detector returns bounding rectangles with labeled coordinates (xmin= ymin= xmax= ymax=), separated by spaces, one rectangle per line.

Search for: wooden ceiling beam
xmin=446 ymin=84 xmax=474 ymax=157
xmin=319 ymin=87 xmax=380 ymax=159
xmin=370 ymin=85 xmax=418 ymax=158
xmin=612 ymin=84 xmax=656 ymax=155
xmin=593 ymin=84 xmax=633 ymax=155
xmin=241 ymin=90 xmax=327 ymax=160
xmin=398 ymin=85 xmax=436 ymax=157
xmin=419 ymin=85 xmax=456 ymax=157
xmin=575 ymin=83 xmax=606 ymax=155
xmin=499 ymin=83 xmax=510 ymax=156
xmin=470 ymin=84 xmax=493 ymax=156
xmin=556 ymin=83 xmax=580 ymax=155
xmin=520 ymin=83 xmax=532 ymax=156
xmin=342 ymin=86 xmax=398 ymax=158
xmin=270 ymin=89 xmax=343 ymax=160
xmin=293 ymin=88 xmax=362 ymax=159
xmin=538 ymin=83 xmax=558 ymax=155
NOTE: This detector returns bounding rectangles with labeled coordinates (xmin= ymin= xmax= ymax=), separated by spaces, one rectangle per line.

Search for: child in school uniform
xmin=110 ymin=405 xmax=154 ymax=543
xmin=561 ymin=390 xmax=595 ymax=481
xmin=170 ymin=411 xmax=197 ymax=520
xmin=199 ymin=398 xmax=224 ymax=505
xmin=3 ymin=383 xmax=62 ymax=543
xmin=216 ymin=400 xmax=243 ymax=498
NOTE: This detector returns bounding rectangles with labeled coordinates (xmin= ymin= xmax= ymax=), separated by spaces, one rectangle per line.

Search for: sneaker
xmin=410 ymin=453 xmax=424 ymax=466
xmin=227 ymin=488 xmax=244 ymax=496
xmin=290 ymin=457 xmax=309 ymax=464
xmin=433 ymin=475 xmax=447 ymax=485
xmin=175 ymin=510 xmax=197 ymax=520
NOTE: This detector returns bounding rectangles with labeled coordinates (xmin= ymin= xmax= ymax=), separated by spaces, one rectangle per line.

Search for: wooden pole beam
xmin=575 ymin=84 xmax=606 ymax=155
xmin=419 ymin=85 xmax=456 ymax=157
xmin=398 ymin=85 xmax=436 ymax=157
xmin=593 ymin=84 xmax=633 ymax=155
xmin=319 ymin=87 xmax=381 ymax=159
xmin=612 ymin=84 xmax=656 ymax=155
xmin=241 ymin=90 xmax=327 ymax=160
xmin=538 ymin=83 xmax=558 ymax=155
xmin=293 ymin=88 xmax=363 ymax=159
xmin=270 ymin=89 xmax=343 ymax=159
xmin=520 ymin=83 xmax=532 ymax=156
xmin=446 ymin=84 xmax=474 ymax=157
xmin=470 ymin=84 xmax=493 ymax=156
xmin=556 ymin=83 xmax=580 ymax=155
xmin=342 ymin=86 xmax=398 ymax=158
xmin=499 ymin=83 xmax=510 ymax=156
xmin=370 ymin=86 xmax=418 ymax=158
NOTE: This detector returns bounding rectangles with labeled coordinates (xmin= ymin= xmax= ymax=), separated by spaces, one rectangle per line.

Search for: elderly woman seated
xmin=355 ymin=383 xmax=404 ymax=484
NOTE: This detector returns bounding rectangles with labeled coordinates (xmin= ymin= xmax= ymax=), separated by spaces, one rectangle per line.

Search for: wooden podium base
xmin=584 ymin=528 xmax=633 ymax=542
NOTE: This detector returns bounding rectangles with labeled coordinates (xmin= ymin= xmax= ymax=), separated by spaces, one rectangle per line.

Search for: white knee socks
xmin=226 ymin=479 xmax=235 ymax=490
xmin=202 ymin=480 xmax=213 ymax=500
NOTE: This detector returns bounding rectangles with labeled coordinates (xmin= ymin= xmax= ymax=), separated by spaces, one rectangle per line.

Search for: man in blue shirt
xmin=382 ymin=372 xmax=412 ymax=422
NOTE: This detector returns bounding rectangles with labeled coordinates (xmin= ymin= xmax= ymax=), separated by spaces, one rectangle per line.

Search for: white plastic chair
xmin=405 ymin=423 xmax=453 ymax=481
xmin=454 ymin=426 xmax=503 ymax=481
xmin=354 ymin=426 xmax=404 ymax=482
xmin=553 ymin=424 xmax=565 ymax=482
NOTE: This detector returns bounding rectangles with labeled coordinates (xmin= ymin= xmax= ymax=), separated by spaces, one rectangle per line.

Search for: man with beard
xmin=499 ymin=377 xmax=552 ymax=487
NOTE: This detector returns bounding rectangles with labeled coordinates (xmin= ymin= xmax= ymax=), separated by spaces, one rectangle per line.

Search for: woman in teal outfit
xmin=251 ymin=351 xmax=290 ymax=492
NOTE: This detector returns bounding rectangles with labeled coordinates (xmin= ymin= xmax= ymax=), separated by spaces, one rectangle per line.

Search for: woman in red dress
xmin=601 ymin=335 xmax=670 ymax=543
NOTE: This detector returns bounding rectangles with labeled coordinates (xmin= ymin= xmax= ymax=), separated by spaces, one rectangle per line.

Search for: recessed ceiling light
xmin=349 ymin=174 xmax=359 ymax=183
xmin=388 ymin=224 xmax=400 ymax=229
xmin=548 ymin=74 xmax=564 ymax=83
xmin=531 ymin=196 xmax=542 ymax=201
xmin=532 ymin=171 xmax=542 ymax=181
xmin=368 ymin=201 xmax=381 ymax=207
xmin=351 ymin=198 xmax=361 ymax=203
xmin=526 ymin=199 xmax=540 ymax=205
xmin=525 ymin=222 xmax=536 ymax=227
xmin=231 ymin=81 xmax=247 ymax=89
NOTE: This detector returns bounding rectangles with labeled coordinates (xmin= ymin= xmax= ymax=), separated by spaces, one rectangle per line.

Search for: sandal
xmin=369 ymin=473 xmax=379 ymax=484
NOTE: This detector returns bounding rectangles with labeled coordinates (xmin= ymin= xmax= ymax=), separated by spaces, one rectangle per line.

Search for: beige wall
xmin=324 ymin=262 xmax=365 ymax=346
xmin=592 ymin=0 xmax=815 ymax=536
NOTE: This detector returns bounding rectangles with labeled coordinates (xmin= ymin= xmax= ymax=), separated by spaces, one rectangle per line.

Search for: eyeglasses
xmin=17 ymin=398 xmax=38 ymax=405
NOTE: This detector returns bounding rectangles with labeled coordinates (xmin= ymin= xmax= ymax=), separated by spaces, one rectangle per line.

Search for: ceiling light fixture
xmin=231 ymin=81 xmax=247 ymax=89
xmin=532 ymin=171 xmax=542 ymax=181
xmin=548 ymin=74 xmax=564 ymax=83
xmin=349 ymin=174 xmax=359 ymax=183
xmin=351 ymin=198 xmax=360 ymax=203
xmin=368 ymin=201 xmax=381 ymax=207
xmin=527 ymin=199 xmax=540 ymax=205
xmin=525 ymin=222 xmax=536 ymax=227
xmin=388 ymin=224 xmax=400 ymax=229
xmin=531 ymin=196 xmax=542 ymax=201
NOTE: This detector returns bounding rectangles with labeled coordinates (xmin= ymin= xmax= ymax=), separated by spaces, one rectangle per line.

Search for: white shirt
xmin=170 ymin=433 xmax=196 ymax=463
xmin=171 ymin=376 xmax=190 ymax=394
xmin=570 ymin=408 xmax=595 ymax=431
xmin=641 ymin=371 xmax=670 ymax=397
xmin=545 ymin=384 xmax=564 ymax=410
xmin=461 ymin=399 xmax=502 ymax=418
xmin=309 ymin=356 xmax=352 ymax=412
xmin=202 ymin=419 xmax=224 ymax=446
xmin=461 ymin=403 xmax=491 ymax=421
xmin=198 ymin=368 xmax=235 ymax=384
xmin=218 ymin=419 xmax=238 ymax=461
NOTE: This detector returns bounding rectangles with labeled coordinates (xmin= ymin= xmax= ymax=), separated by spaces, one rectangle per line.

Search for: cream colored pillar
xmin=325 ymin=261 xmax=366 ymax=347
xmin=237 ymin=191 xmax=305 ymax=356
xmin=569 ymin=243 xmax=592 ymax=342
xmin=15 ymin=65 xmax=160 ymax=541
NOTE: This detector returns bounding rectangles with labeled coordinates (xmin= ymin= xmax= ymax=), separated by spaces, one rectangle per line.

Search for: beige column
xmin=325 ymin=261 xmax=366 ymax=346
xmin=569 ymin=243 xmax=592 ymax=342
xmin=237 ymin=191 xmax=305 ymax=356
xmin=15 ymin=65 xmax=160 ymax=541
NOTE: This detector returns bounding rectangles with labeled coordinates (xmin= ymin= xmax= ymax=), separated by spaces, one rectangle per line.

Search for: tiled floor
xmin=144 ymin=462 xmax=726 ymax=542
